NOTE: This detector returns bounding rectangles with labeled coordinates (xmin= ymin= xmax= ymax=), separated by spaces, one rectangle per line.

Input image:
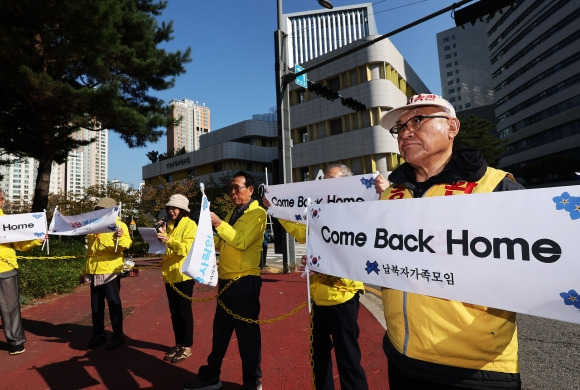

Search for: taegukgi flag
xmin=306 ymin=185 xmax=580 ymax=324
xmin=264 ymin=173 xmax=379 ymax=224
xmin=0 ymin=212 xmax=47 ymax=244
xmin=182 ymin=184 xmax=217 ymax=286
xmin=49 ymin=205 xmax=121 ymax=236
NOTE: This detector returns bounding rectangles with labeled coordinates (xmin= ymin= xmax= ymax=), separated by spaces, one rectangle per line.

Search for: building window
xmin=445 ymin=54 xmax=451 ymax=59
xmin=447 ymin=71 xmax=453 ymax=77
xmin=446 ymin=63 xmax=452 ymax=68
xmin=444 ymin=45 xmax=450 ymax=51
xmin=329 ymin=118 xmax=342 ymax=136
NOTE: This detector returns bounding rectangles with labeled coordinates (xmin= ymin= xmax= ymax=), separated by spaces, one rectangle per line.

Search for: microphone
xmin=155 ymin=215 xmax=170 ymax=232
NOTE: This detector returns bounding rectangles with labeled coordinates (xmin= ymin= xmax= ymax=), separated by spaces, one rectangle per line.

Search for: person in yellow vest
xmin=185 ymin=171 xmax=266 ymax=390
xmin=0 ymin=189 xmax=47 ymax=355
xmin=377 ymin=94 xmax=524 ymax=390
xmin=82 ymin=197 xmax=132 ymax=351
xmin=263 ymin=164 xmax=368 ymax=390
xmin=156 ymin=194 xmax=197 ymax=363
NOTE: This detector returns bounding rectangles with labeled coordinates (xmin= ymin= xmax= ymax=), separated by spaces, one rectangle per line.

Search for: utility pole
xmin=274 ymin=0 xmax=295 ymax=273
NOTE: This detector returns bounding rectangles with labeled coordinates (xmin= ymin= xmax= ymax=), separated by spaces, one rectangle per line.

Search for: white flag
xmin=49 ymin=205 xmax=121 ymax=236
xmin=182 ymin=184 xmax=217 ymax=286
xmin=0 ymin=212 xmax=47 ymax=244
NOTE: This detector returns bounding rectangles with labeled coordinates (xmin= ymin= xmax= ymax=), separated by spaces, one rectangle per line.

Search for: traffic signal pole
xmin=275 ymin=0 xmax=295 ymax=273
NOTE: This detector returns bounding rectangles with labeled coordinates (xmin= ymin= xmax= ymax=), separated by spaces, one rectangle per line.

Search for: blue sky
xmin=109 ymin=0 xmax=458 ymax=187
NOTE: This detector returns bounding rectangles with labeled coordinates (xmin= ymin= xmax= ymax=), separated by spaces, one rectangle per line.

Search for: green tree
xmin=146 ymin=150 xmax=161 ymax=163
xmin=456 ymin=115 xmax=508 ymax=167
xmin=0 ymin=0 xmax=191 ymax=212
xmin=140 ymin=178 xmax=199 ymax=223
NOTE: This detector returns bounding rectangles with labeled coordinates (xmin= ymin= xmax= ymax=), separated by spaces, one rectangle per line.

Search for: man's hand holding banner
xmin=306 ymin=185 xmax=580 ymax=324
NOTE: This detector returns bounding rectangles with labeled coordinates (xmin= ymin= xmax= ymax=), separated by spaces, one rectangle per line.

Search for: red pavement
xmin=1 ymin=264 xmax=388 ymax=389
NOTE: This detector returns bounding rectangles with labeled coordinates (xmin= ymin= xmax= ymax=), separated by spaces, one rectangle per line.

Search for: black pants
xmin=164 ymin=279 xmax=195 ymax=347
xmin=198 ymin=276 xmax=262 ymax=388
xmin=311 ymin=294 xmax=368 ymax=390
xmin=90 ymin=277 xmax=123 ymax=336
xmin=260 ymin=245 xmax=267 ymax=268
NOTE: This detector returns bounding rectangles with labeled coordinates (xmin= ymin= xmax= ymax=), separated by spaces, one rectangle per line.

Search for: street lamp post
xmin=274 ymin=0 xmax=294 ymax=273
xmin=274 ymin=0 xmax=333 ymax=273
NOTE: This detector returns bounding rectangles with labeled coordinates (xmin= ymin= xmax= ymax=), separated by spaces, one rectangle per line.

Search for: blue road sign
xmin=295 ymin=64 xmax=307 ymax=88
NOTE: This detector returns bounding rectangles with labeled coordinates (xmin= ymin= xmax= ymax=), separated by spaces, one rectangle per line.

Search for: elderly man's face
xmin=396 ymin=106 xmax=458 ymax=165
xmin=229 ymin=175 xmax=254 ymax=208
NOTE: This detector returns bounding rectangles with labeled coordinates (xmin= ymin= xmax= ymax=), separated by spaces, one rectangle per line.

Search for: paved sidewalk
xmin=1 ymin=260 xmax=388 ymax=389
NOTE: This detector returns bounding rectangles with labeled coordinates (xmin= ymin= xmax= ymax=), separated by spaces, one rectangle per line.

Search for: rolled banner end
xmin=373 ymin=171 xmax=380 ymax=179
xmin=200 ymin=183 xmax=205 ymax=193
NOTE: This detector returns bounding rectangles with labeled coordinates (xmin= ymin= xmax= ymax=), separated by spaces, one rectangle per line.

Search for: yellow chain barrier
xmin=163 ymin=269 xmax=308 ymax=324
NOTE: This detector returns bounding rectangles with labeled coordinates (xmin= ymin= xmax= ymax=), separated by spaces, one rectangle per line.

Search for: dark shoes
xmin=182 ymin=378 xmax=223 ymax=390
xmin=81 ymin=334 xmax=124 ymax=350
xmin=9 ymin=344 xmax=25 ymax=355
xmin=82 ymin=334 xmax=107 ymax=350
xmin=106 ymin=334 xmax=125 ymax=350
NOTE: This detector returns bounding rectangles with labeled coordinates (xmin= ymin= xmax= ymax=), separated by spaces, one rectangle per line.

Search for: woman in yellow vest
xmin=264 ymin=165 xmax=368 ymax=390
xmin=82 ymin=197 xmax=132 ymax=351
xmin=156 ymin=194 xmax=197 ymax=363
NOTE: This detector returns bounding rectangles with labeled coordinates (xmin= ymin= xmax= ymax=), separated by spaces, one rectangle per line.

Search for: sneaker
xmin=81 ymin=334 xmax=107 ymax=350
xmin=9 ymin=344 xmax=25 ymax=355
xmin=171 ymin=346 xmax=192 ymax=363
xmin=182 ymin=377 xmax=222 ymax=390
xmin=163 ymin=344 xmax=182 ymax=361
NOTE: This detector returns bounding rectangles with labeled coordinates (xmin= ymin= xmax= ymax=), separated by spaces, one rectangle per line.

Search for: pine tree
xmin=0 ymin=0 xmax=191 ymax=211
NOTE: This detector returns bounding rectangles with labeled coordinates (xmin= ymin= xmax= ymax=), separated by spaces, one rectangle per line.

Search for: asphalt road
xmin=267 ymin=243 xmax=580 ymax=390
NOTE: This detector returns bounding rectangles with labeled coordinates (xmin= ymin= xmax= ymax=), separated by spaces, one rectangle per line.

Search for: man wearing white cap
xmin=378 ymin=94 xmax=524 ymax=390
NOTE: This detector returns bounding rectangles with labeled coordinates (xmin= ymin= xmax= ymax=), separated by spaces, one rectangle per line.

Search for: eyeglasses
xmin=229 ymin=185 xmax=248 ymax=193
xmin=389 ymin=115 xmax=450 ymax=139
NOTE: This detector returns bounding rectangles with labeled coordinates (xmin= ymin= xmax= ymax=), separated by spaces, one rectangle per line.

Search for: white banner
xmin=0 ymin=212 xmax=47 ymax=244
xmin=182 ymin=185 xmax=217 ymax=286
xmin=49 ymin=206 xmax=121 ymax=236
xmin=307 ymin=185 xmax=580 ymax=324
xmin=264 ymin=173 xmax=379 ymax=224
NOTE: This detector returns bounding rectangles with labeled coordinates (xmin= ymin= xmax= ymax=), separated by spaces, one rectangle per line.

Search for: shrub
xmin=18 ymin=237 xmax=87 ymax=303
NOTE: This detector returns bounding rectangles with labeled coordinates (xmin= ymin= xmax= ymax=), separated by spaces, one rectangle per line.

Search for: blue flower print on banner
xmin=360 ymin=176 xmax=374 ymax=189
xmin=552 ymin=192 xmax=580 ymax=220
xmin=560 ymin=289 xmax=580 ymax=311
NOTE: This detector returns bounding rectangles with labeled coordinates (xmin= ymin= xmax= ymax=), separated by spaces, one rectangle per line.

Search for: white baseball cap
xmin=380 ymin=94 xmax=456 ymax=130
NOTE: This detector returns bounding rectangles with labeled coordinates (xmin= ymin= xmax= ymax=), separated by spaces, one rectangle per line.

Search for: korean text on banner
xmin=306 ymin=185 xmax=580 ymax=324
xmin=182 ymin=187 xmax=217 ymax=286
xmin=49 ymin=206 xmax=120 ymax=236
